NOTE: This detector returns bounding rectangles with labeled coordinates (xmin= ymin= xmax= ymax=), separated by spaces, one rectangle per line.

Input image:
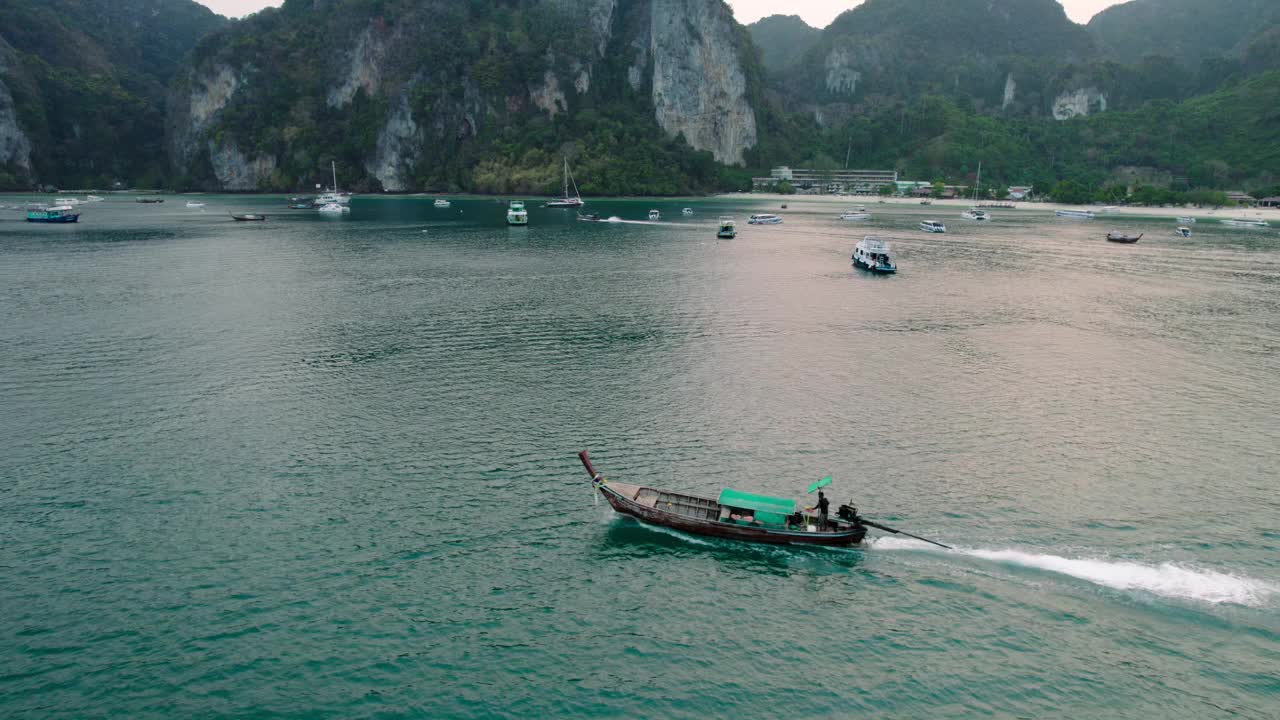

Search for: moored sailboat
xmin=545 ymin=157 xmax=584 ymax=208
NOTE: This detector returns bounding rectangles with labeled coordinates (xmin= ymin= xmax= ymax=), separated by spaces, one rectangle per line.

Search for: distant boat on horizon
xmin=507 ymin=200 xmax=528 ymax=225
xmin=1056 ymin=209 xmax=1094 ymax=219
xmin=316 ymin=162 xmax=352 ymax=205
xmin=545 ymin=157 xmax=584 ymax=208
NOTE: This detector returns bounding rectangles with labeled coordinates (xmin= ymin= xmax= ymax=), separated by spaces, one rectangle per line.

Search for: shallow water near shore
xmin=2 ymin=195 xmax=1278 ymax=718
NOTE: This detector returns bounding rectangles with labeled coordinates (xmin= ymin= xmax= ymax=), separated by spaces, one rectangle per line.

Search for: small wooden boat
xmin=135 ymin=197 xmax=165 ymax=204
xmin=231 ymin=213 xmax=267 ymax=222
xmin=578 ymin=451 xmax=867 ymax=547
xmin=1106 ymin=232 xmax=1142 ymax=243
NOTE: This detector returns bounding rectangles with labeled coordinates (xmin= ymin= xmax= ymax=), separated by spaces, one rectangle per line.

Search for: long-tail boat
xmin=1106 ymin=232 xmax=1142 ymax=243
xmin=578 ymin=451 xmax=954 ymax=550
xmin=579 ymin=450 xmax=868 ymax=547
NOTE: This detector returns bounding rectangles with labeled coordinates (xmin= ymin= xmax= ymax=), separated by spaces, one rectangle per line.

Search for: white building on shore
xmin=752 ymin=166 xmax=898 ymax=194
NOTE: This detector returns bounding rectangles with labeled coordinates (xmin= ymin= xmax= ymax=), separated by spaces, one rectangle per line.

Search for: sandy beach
xmin=724 ymin=193 xmax=1278 ymax=222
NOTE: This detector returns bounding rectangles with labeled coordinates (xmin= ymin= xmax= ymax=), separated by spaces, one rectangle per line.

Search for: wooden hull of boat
xmin=598 ymin=483 xmax=866 ymax=547
xmin=1106 ymin=234 xmax=1141 ymax=243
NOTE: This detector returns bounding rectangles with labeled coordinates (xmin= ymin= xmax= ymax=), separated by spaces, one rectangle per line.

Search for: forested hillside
xmin=765 ymin=70 xmax=1280 ymax=198
xmin=0 ymin=0 xmax=227 ymax=188
xmin=746 ymin=15 xmax=819 ymax=75
xmin=1087 ymin=0 xmax=1280 ymax=66
xmin=167 ymin=0 xmax=764 ymax=195
xmin=1 ymin=0 xmax=1277 ymax=197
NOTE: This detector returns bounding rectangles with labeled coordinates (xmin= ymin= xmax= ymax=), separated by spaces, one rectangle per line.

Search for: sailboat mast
xmin=332 ymin=161 xmax=338 ymax=193
xmin=563 ymin=157 xmax=569 ymax=200
xmin=974 ymin=162 xmax=981 ymax=202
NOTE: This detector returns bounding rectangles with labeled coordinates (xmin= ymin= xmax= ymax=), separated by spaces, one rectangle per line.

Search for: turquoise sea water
xmin=1 ymin=195 xmax=1278 ymax=718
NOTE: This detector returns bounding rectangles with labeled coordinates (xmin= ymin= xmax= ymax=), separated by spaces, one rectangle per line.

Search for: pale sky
xmin=197 ymin=1 xmax=1123 ymax=26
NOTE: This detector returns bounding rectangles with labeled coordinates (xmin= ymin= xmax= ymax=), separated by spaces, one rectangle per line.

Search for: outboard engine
xmin=837 ymin=504 xmax=859 ymax=522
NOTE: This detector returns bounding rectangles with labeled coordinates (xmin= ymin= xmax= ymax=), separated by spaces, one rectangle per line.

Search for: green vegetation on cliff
xmin=769 ymin=70 xmax=1280 ymax=197
xmin=2 ymin=0 xmax=1278 ymax=199
xmin=746 ymin=15 xmax=819 ymax=75
xmin=0 ymin=0 xmax=226 ymax=188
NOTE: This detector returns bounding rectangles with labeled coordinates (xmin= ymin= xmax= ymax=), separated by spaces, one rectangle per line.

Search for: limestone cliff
xmin=648 ymin=0 xmax=757 ymax=165
xmin=0 ymin=42 xmax=33 ymax=180
xmin=167 ymin=0 xmax=760 ymax=193
xmin=1052 ymin=87 xmax=1108 ymax=120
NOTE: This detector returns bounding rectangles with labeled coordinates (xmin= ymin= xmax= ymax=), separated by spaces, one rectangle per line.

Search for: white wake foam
xmin=872 ymin=537 xmax=1275 ymax=606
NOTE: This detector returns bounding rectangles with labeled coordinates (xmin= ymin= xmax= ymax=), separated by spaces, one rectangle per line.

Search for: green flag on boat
xmin=808 ymin=476 xmax=832 ymax=493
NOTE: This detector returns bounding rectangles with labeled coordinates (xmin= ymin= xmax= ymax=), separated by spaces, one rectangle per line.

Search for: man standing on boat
xmin=813 ymin=491 xmax=830 ymax=530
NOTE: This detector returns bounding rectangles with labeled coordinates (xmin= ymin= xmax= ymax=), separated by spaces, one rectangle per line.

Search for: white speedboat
xmin=961 ymin=208 xmax=989 ymax=221
xmin=1175 ymin=226 xmax=1192 ymax=237
xmin=839 ymin=211 xmax=871 ymax=220
xmin=318 ymin=202 xmax=350 ymax=214
xmin=507 ymin=201 xmax=528 ymax=225
xmin=852 ymin=236 xmax=895 ymax=273
xmin=648 ymin=209 xmax=660 ymax=220
xmin=682 ymin=208 xmax=693 ymax=216
xmin=434 ymin=198 xmax=451 ymax=208
xmin=1176 ymin=216 xmax=1196 ymax=224
xmin=1055 ymin=209 xmax=1094 ymax=219
xmin=85 ymin=195 xmax=104 ymax=202
xmin=186 ymin=201 xmax=206 ymax=208
xmin=1223 ymin=218 xmax=1268 ymax=228
xmin=919 ymin=220 xmax=946 ymax=233
xmin=717 ymin=217 xmax=736 ymax=239
xmin=748 ymin=214 xmax=782 ymax=225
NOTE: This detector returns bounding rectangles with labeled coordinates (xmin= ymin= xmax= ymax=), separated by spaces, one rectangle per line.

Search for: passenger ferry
xmin=1055 ymin=209 xmax=1094 ymax=219
xmin=1176 ymin=216 xmax=1196 ymax=224
xmin=717 ymin=217 xmax=736 ymax=239
xmin=961 ymin=208 xmax=989 ymax=221
xmin=748 ymin=214 xmax=782 ymax=225
xmin=506 ymin=201 xmax=529 ymax=225
xmin=434 ymin=198 xmax=451 ymax=208
xmin=26 ymin=205 xmax=80 ymax=223
xmin=839 ymin=210 xmax=871 ymax=220
xmin=919 ymin=220 xmax=946 ymax=233
xmin=852 ymin=236 xmax=896 ymax=273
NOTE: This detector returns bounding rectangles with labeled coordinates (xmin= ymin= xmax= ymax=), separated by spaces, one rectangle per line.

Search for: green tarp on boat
xmin=718 ymin=489 xmax=795 ymax=526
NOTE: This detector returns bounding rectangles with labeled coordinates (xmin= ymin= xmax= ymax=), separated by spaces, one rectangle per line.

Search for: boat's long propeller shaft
xmin=860 ymin=519 xmax=953 ymax=550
